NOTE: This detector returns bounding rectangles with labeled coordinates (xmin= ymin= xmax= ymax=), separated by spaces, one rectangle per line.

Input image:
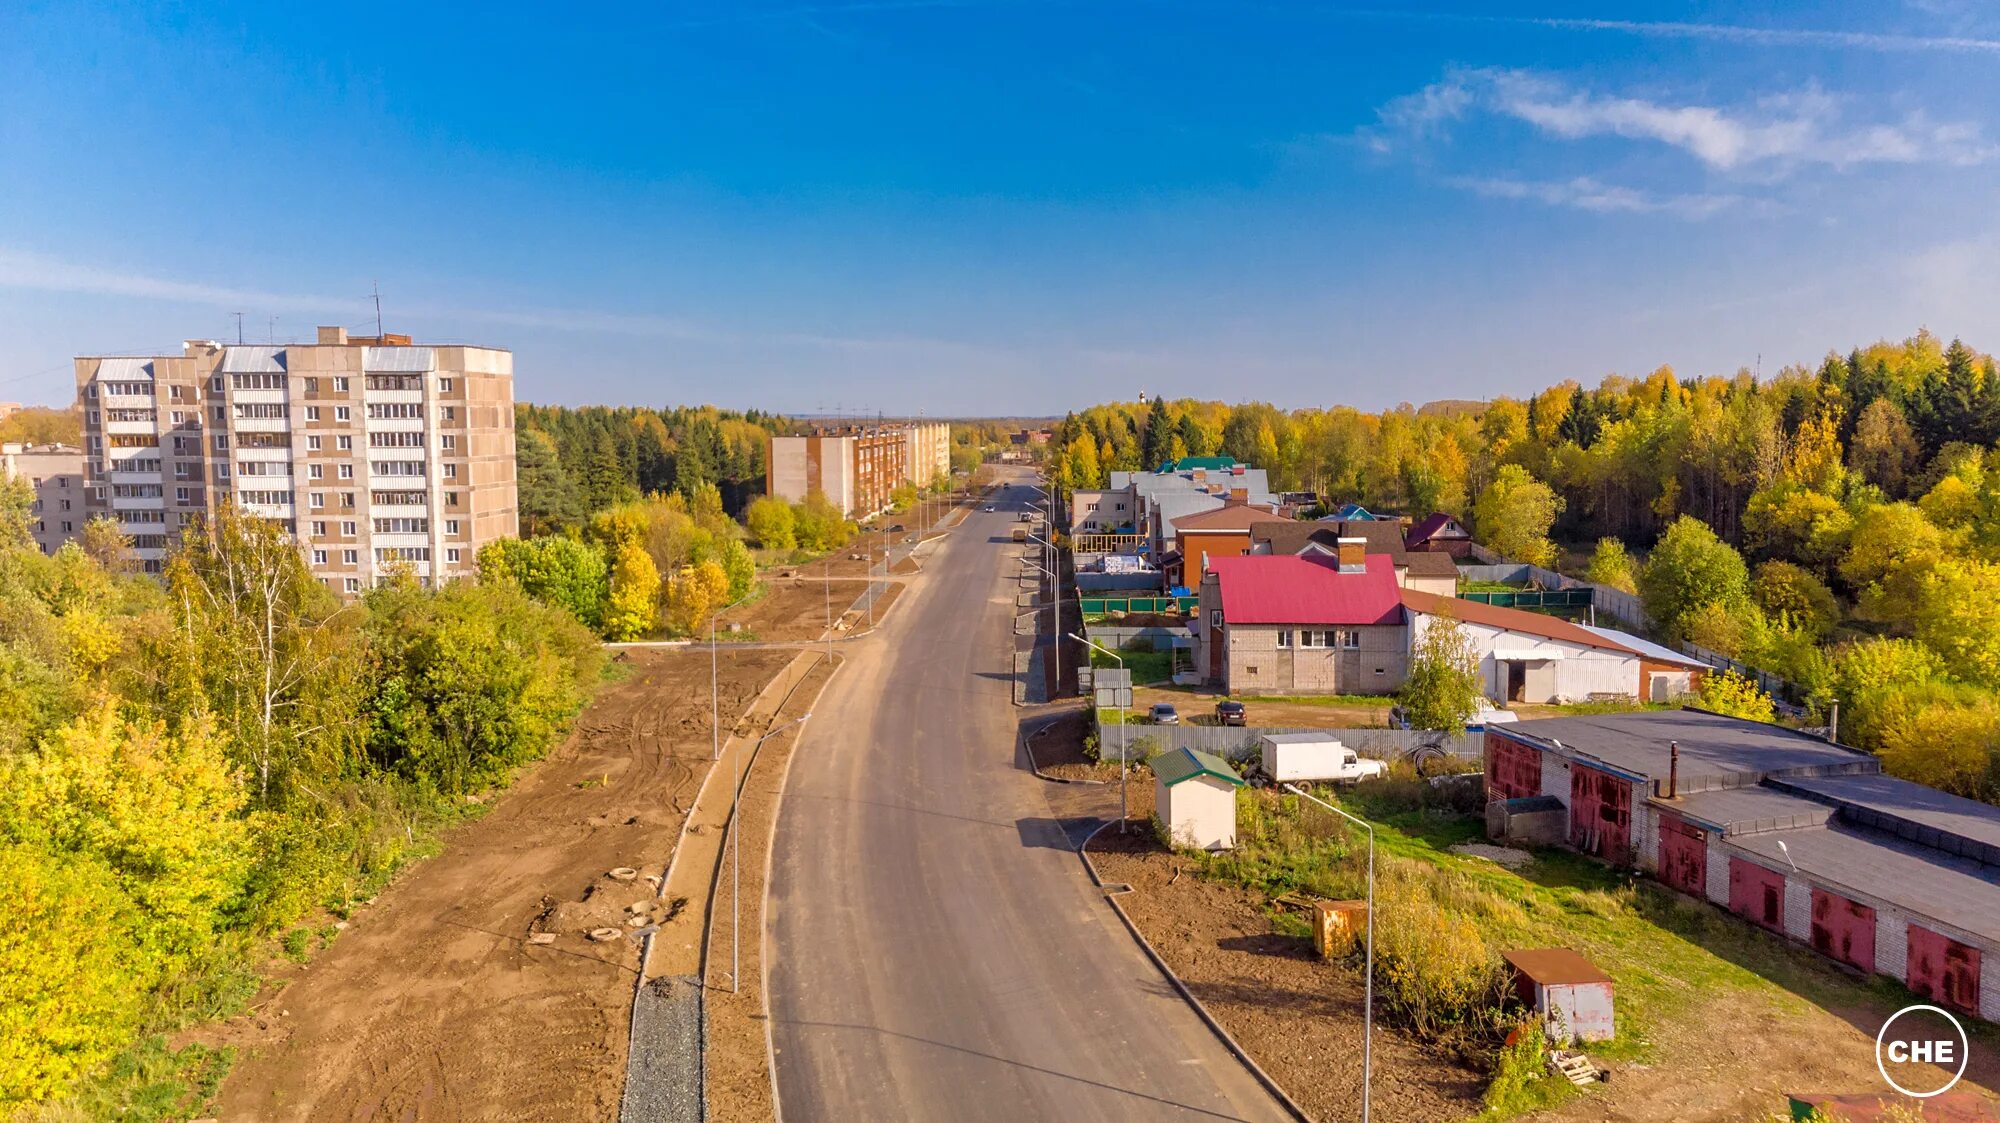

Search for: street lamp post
xmin=1282 ymin=782 xmax=1375 ymax=1123
xmin=1027 ymin=539 xmax=1061 ymax=697
xmin=729 ymin=711 xmax=812 ymax=994
xmin=1069 ymin=632 xmax=1129 ymax=833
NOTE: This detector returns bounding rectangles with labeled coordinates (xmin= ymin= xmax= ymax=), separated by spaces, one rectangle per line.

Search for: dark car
xmin=1214 ymin=700 xmax=1247 ymax=726
xmin=1148 ymin=703 xmax=1180 ymax=726
xmin=887 ymin=524 xmax=905 ymax=532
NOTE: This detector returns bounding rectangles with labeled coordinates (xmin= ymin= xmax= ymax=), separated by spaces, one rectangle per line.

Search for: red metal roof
xmin=1208 ymin=553 xmax=1402 ymax=625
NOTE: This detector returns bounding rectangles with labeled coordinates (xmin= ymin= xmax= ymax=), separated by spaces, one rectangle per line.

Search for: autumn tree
xmin=663 ymin=558 xmax=730 ymax=636
xmin=1400 ymin=609 xmax=1484 ymax=733
xmin=746 ymin=495 xmax=797 ymax=549
xmin=1640 ymin=516 xmax=1751 ymax=643
xmin=1471 ymin=465 xmax=1563 ymax=567
xmin=603 ymin=539 xmax=662 ymax=640
xmin=1585 ymin=537 xmax=1638 ymax=594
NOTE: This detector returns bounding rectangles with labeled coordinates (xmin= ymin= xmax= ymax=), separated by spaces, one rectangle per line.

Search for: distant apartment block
xmin=74 ymin=326 xmax=518 ymax=592
xmin=766 ymin=421 xmax=949 ymax=518
xmin=2 ymin=442 xmax=86 ymax=556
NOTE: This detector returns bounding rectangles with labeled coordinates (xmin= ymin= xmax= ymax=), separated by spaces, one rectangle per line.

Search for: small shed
xmin=1486 ymin=794 xmax=1565 ymax=846
xmin=1502 ymin=948 xmax=1614 ymax=1044
xmin=1153 ymin=747 xmax=1245 ymax=852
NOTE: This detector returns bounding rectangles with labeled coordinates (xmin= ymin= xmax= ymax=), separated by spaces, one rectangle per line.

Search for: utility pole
xmin=233 ymin=311 xmax=244 ymax=344
xmin=373 ymin=281 xmax=384 ymax=339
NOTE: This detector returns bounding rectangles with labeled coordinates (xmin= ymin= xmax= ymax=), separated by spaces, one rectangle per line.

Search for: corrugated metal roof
xmin=220 ymin=345 xmax=287 ymax=373
xmin=363 ymin=345 xmax=435 ymax=372
xmin=1657 ymin=785 xmax=1834 ymax=836
xmin=1403 ymin=589 xmax=1639 ymax=656
xmin=1153 ymin=747 xmax=1244 ymax=788
xmin=1502 ymin=948 xmax=1612 ymax=986
xmin=1578 ymin=625 xmax=1706 ymax=668
xmin=1210 ymin=553 xmax=1402 ymax=626
xmin=1770 ymin=772 xmax=2000 ymax=862
xmin=94 ymin=357 xmax=155 ymax=380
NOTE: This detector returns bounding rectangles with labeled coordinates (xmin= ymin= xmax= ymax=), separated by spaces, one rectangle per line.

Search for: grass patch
xmin=1089 ymin=645 xmax=1172 ymax=685
xmin=1458 ymin=579 xmax=1521 ymax=593
xmin=19 ymin=1037 xmax=234 ymax=1123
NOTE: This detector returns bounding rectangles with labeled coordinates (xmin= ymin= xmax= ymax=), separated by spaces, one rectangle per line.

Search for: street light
xmin=728 ymin=707 xmax=812 ymax=987
xmin=1282 ymin=782 xmax=1374 ymax=1123
xmin=1025 ymin=554 xmax=1062 ymax=697
xmin=1069 ymin=631 xmax=1129 ymax=833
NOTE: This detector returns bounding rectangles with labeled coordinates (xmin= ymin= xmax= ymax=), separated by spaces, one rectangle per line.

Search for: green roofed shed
xmin=1153 ymin=748 xmax=1245 ymax=851
xmin=1152 ymin=747 xmax=1245 ymax=789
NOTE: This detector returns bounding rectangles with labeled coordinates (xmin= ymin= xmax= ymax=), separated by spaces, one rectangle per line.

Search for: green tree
xmin=745 ymin=495 xmax=797 ymax=550
xmin=0 ymin=474 xmax=35 ymax=552
xmin=515 ymin=429 xmax=586 ymax=536
xmin=1401 ymin=609 xmax=1483 ymax=733
xmin=1639 ymin=516 xmax=1752 ymax=643
xmin=477 ymin=536 xmax=610 ymax=630
xmin=1913 ymin=559 xmax=2000 ymax=687
xmin=1472 ymin=465 xmax=1564 ymax=568
xmin=1741 ymin=482 xmax=1853 ymax=571
xmin=1750 ymin=560 xmax=1840 ymax=638
xmin=1584 ymin=537 xmax=1638 ymax=594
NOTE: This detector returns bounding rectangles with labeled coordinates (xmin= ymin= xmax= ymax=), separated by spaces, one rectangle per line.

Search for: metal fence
xmin=1458 ymin=588 xmax=1593 ymax=611
xmin=1095 ymin=722 xmax=1482 ymax=763
xmin=1079 ymin=595 xmax=1199 ymax=616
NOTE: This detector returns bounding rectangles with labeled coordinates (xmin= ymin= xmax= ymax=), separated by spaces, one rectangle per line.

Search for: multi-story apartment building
xmin=1 ymin=442 xmax=86 ymax=555
xmin=766 ymin=420 xmax=950 ymax=518
xmin=74 ymin=326 xmax=517 ymax=592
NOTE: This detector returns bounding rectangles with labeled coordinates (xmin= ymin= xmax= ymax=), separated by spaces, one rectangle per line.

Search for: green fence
xmin=1457 ymin=588 xmax=1594 ymax=610
xmin=1080 ymin=595 xmax=1198 ymax=616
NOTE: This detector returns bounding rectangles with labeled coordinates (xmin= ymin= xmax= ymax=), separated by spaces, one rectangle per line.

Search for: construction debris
xmin=589 ymin=928 xmax=625 ymax=942
xmin=1548 ymin=1049 xmax=1607 ymax=1087
xmin=608 ymin=867 xmax=639 ymax=881
xmin=527 ymin=933 xmax=557 ymax=946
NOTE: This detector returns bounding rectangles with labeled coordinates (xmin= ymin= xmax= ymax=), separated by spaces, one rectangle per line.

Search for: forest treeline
xmin=0 ymin=495 xmax=601 ymax=1112
xmin=1049 ymin=330 xmax=2000 ymax=801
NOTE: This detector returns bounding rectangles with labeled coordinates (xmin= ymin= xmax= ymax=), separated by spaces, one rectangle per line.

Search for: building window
xmin=446 ymin=547 xmax=460 ymax=564
xmin=333 ymin=376 xmax=348 ymax=392
xmin=445 ymin=519 xmax=459 ymax=535
xmin=1343 ymin=631 xmax=1360 ymax=650
xmin=340 ymin=492 xmax=355 ymax=508
xmin=441 ymin=434 xmax=456 ymax=450
xmin=446 ymin=491 xmax=459 ymax=507
xmin=443 ymin=463 xmax=456 ymax=479
xmin=310 ymin=520 xmax=326 ymax=536
xmin=335 ymin=406 xmax=351 ymax=422
xmin=311 ymin=550 xmax=327 ymax=565
xmin=344 ymin=577 xmax=360 ymax=593
xmin=439 ymin=377 xmax=454 ymax=393
xmin=336 ymin=435 xmax=352 ymax=450
xmin=338 ymin=464 xmax=353 ymax=479
xmin=212 ymin=434 xmax=229 ymax=452
xmin=305 ymin=406 xmax=321 ymax=422
xmin=307 ymin=435 xmax=322 ymax=450
xmin=308 ymin=464 xmax=323 ymax=480
xmin=342 ymin=549 xmax=358 ymax=565
xmin=441 ymin=406 xmax=455 ymax=421
xmin=1277 ymin=630 xmax=1292 ymax=648
xmin=305 ymin=377 xmax=319 ymax=393
xmin=214 ymin=464 xmax=230 ymax=480
xmin=310 ymin=493 xmax=325 ymax=509
xmin=341 ymin=520 xmax=356 ymax=536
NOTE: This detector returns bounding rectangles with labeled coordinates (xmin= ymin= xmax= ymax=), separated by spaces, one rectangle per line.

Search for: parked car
xmin=1389 ymin=698 xmax=1518 ymax=731
xmin=1148 ymin=703 xmax=1181 ymax=725
xmin=984 ymin=505 xmax=996 ymax=512
xmin=887 ymin=523 xmax=905 ymax=532
xmin=1214 ymin=700 xmax=1247 ymax=726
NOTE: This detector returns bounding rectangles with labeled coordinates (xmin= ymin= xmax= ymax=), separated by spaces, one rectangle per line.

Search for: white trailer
xmin=1258 ymin=733 xmax=1387 ymax=785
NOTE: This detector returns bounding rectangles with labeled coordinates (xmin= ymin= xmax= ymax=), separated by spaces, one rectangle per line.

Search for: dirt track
xmin=206 ymin=647 xmax=791 ymax=1123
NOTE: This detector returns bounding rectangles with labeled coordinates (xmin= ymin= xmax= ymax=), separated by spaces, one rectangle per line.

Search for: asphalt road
xmin=766 ymin=477 xmax=1289 ymax=1123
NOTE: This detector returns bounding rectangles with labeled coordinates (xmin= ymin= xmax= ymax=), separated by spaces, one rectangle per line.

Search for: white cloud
xmin=1365 ymin=68 xmax=1996 ymax=173
xmin=1449 ymin=175 xmax=1750 ymax=219
xmin=1518 ymin=15 xmax=2000 ymax=56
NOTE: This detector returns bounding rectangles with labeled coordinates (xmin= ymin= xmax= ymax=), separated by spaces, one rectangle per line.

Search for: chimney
xmin=1229 ymin=487 xmax=1248 ymax=502
xmin=1336 ymin=536 xmax=1365 ymax=573
xmin=318 ymin=325 xmax=348 ymax=345
xmin=1667 ymin=740 xmax=1679 ymax=799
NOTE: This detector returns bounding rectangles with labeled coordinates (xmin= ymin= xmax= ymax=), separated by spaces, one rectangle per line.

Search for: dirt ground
xmin=700 ymin=657 xmax=837 ymax=1123
xmin=1131 ymin=685 xmax=1395 ymax=728
xmin=204 ymin=647 xmax=793 ymax=1123
xmin=1087 ymin=817 xmax=1489 ymax=1123
xmin=1026 ymin=704 xmax=1127 ymax=782
xmin=717 ymin=572 xmax=908 ymax=642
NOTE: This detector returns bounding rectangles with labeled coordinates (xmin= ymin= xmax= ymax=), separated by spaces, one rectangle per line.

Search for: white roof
xmin=220 ymin=345 xmax=288 ymax=373
xmin=1493 ymin=647 xmax=1565 ymax=661
xmin=1579 ymin=625 xmax=1706 ymax=668
xmin=363 ymin=345 xmax=435 ymax=372
xmin=94 ymin=357 xmax=155 ymax=381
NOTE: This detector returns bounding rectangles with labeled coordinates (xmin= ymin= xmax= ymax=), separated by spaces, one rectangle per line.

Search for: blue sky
xmin=4 ymin=1 xmax=1999 ymax=415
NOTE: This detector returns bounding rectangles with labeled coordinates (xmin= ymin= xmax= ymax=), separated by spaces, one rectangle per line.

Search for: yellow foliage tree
xmin=1695 ymin=669 xmax=1775 ymax=723
xmin=603 ymin=540 xmax=661 ymax=641
xmin=663 ymin=559 xmax=730 ymax=636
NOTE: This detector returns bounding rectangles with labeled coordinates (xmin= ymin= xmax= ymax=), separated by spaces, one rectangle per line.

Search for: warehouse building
xmin=1485 ymin=709 xmax=2000 ymax=1023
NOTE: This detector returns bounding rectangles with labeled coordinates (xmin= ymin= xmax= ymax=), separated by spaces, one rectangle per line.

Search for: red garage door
xmin=1485 ymin=733 xmax=1541 ymax=801
xmin=1908 ymin=925 xmax=1982 ymax=1014
xmin=1810 ymin=889 xmax=1876 ymax=973
xmin=1728 ymin=858 xmax=1786 ymax=933
xmin=1657 ymin=814 xmax=1707 ymax=897
xmin=1569 ymin=764 xmax=1632 ymax=865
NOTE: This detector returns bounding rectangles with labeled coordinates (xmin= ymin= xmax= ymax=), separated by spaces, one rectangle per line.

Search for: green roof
xmin=1156 ymin=456 xmax=1237 ymax=473
xmin=1152 ymin=747 xmax=1245 ymax=788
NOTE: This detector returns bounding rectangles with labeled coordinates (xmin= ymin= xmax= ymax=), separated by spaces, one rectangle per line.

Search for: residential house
xmin=1168 ymin=502 xmax=1288 ymax=587
xmin=2 ymin=442 xmax=86 ymax=556
xmin=1195 ymin=544 xmax=1408 ymax=695
xmin=1070 ymin=485 xmax=1138 ymax=534
xmin=1486 ymin=709 xmax=2000 ymax=1025
xmin=1403 ymin=589 xmax=1707 ymax=704
xmin=1251 ymin=519 xmax=1459 ymax=596
xmin=1324 ymin=502 xmax=1386 ymax=521
xmin=1405 ymin=512 xmax=1474 ymax=558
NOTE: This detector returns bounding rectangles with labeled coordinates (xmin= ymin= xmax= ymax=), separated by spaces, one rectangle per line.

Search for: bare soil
xmin=1131 ymin=685 xmax=1395 ymax=729
xmin=1087 ymin=824 xmax=1489 ymax=1123
xmin=205 ymin=647 xmax=793 ymax=1123
xmin=1026 ymin=705 xmax=1124 ymax=782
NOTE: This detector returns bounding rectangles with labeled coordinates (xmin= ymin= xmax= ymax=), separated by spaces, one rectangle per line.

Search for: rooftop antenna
xmin=267 ymin=315 xmax=279 ymax=343
xmin=372 ymin=281 xmax=384 ymax=339
xmin=234 ymin=312 xmax=245 ymax=344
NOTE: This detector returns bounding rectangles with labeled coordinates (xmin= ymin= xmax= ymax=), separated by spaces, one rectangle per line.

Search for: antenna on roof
xmin=372 ymin=281 xmax=384 ymax=339
xmin=233 ymin=311 xmax=244 ymax=345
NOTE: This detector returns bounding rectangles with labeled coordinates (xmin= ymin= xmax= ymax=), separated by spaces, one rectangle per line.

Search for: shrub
xmin=1370 ymin=870 xmax=1509 ymax=1043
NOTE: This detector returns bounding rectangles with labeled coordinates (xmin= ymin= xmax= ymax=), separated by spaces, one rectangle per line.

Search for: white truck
xmin=1258 ymin=733 xmax=1387 ymax=785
